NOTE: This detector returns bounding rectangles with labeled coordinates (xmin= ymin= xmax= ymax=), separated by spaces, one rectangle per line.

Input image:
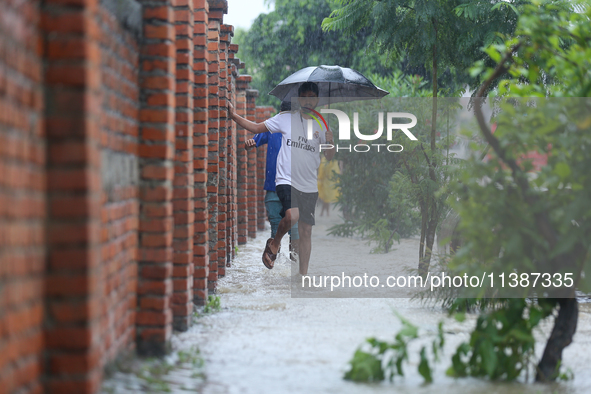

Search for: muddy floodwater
xmin=177 ymin=212 xmax=591 ymax=394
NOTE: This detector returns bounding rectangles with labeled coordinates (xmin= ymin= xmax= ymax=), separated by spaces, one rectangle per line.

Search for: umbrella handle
xmin=328 ymin=82 xmax=331 ymax=130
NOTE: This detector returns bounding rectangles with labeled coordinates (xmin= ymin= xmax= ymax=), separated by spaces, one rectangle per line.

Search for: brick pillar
xmin=172 ymin=0 xmax=195 ymax=331
xmin=193 ymin=0 xmax=209 ymax=306
xmin=136 ymin=0 xmax=176 ymax=356
xmin=218 ymin=23 xmax=232 ymax=276
xmin=246 ymin=90 xmax=258 ymax=239
xmin=206 ymin=0 xmax=224 ymax=291
xmin=227 ymin=44 xmax=239 ymax=259
xmin=2 ymin=1 xmax=44 ymax=393
xmin=235 ymin=75 xmax=250 ymax=245
xmin=42 ymin=0 xmax=104 ymax=391
xmin=96 ymin=1 xmax=141 ymax=366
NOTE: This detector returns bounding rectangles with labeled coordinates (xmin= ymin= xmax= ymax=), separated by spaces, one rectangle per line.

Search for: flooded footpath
xmin=103 ymin=212 xmax=591 ymax=393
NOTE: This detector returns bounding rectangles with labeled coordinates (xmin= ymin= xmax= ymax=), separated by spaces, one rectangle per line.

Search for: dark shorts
xmin=276 ymin=184 xmax=318 ymax=226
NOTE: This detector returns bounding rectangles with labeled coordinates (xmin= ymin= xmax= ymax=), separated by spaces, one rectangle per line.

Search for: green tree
xmin=323 ymin=0 xmax=521 ymax=275
xmin=328 ymin=72 xmax=429 ymax=252
xmin=341 ymin=0 xmax=589 ymax=386
xmin=233 ymin=0 xmax=399 ymax=107
xmin=449 ymin=0 xmax=591 ymax=381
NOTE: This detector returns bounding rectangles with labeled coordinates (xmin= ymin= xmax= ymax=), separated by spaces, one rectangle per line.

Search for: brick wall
xmin=206 ymin=1 xmax=221 ymax=293
xmin=136 ymin=0 xmax=176 ymax=357
xmin=0 ymin=0 xmax=270 ymax=391
xmin=193 ymin=0 xmax=210 ymax=306
xmin=173 ymin=0 xmax=195 ymax=333
xmin=227 ymin=43 xmax=239 ymax=260
xmin=246 ymin=90 xmax=258 ymax=239
xmin=235 ymin=75 xmax=250 ymax=245
xmin=97 ymin=0 xmax=141 ymax=371
xmin=0 ymin=0 xmax=44 ymax=392
xmin=217 ymin=23 xmax=232 ymax=276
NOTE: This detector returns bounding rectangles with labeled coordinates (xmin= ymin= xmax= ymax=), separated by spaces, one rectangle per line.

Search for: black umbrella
xmin=269 ymin=65 xmax=389 ymax=106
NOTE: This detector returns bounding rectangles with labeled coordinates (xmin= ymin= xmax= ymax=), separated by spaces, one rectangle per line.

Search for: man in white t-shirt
xmin=228 ymin=82 xmax=335 ymax=275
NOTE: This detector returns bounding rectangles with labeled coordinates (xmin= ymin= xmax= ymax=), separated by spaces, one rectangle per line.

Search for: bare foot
xmin=269 ymin=239 xmax=280 ymax=255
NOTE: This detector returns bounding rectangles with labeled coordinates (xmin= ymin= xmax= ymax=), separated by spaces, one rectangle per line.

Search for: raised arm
xmin=245 ymin=132 xmax=268 ymax=150
xmin=228 ymin=102 xmax=268 ymax=134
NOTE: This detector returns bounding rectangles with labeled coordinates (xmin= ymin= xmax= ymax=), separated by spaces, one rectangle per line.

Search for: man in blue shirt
xmin=245 ymin=102 xmax=299 ymax=259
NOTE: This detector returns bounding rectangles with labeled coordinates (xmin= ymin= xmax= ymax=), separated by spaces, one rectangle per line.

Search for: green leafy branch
xmin=344 ymin=314 xmax=444 ymax=383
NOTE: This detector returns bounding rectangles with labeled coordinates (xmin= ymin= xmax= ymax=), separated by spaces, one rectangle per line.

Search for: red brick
xmin=46 ymin=371 xmax=102 ymax=394
xmin=138 ymin=247 xmax=173 ymax=263
xmin=146 ymin=92 xmax=175 ymax=106
xmin=140 ymin=217 xmax=174 ymax=232
xmin=141 ymin=165 xmax=174 ymax=180
xmin=139 ymin=109 xmax=175 ymax=125
xmin=141 ymin=232 xmax=173 ymax=248
xmin=138 ymin=143 xmax=174 ymax=159
xmin=139 ymin=296 xmax=170 ymax=310
xmin=47 ymin=223 xmax=94 ymax=245
xmin=48 ymin=140 xmax=94 ymax=165
xmin=172 ymin=8 xmax=188 ymax=23
xmin=143 ymin=43 xmax=176 ymax=58
xmin=47 ymin=168 xmax=99 ymax=192
xmin=50 ymin=196 xmax=92 ymax=218
xmin=143 ymin=6 xmax=173 ymax=21
xmin=49 ymin=349 xmax=102 ymax=374
xmin=142 ymin=59 xmax=175 ymax=72
xmin=171 ymin=292 xmax=191 ymax=304
xmin=140 ymin=263 xmax=173 ymax=280
xmin=136 ymin=310 xmax=172 ymax=326
xmin=137 ymin=278 xmax=173 ymax=296
xmin=140 ymin=186 xmax=172 ymax=202
xmin=49 ymin=299 xmax=99 ymax=323
xmin=138 ymin=327 xmax=170 ymax=342
xmin=48 ymin=248 xmax=98 ymax=270
xmin=46 ymin=274 xmax=98 ymax=297
xmin=142 ymin=75 xmax=175 ymax=90
xmin=144 ymin=24 xmax=175 ymax=41
xmin=45 ymin=327 xmax=96 ymax=350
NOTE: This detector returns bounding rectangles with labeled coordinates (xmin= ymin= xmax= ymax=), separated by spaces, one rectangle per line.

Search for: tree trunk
xmin=431 ymin=42 xmax=437 ymax=153
xmin=419 ymin=209 xmax=427 ymax=264
xmin=419 ymin=212 xmax=438 ymax=277
xmin=419 ymin=29 xmax=439 ymax=278
xmin=536 ymin=298 xmax=578 ymax=381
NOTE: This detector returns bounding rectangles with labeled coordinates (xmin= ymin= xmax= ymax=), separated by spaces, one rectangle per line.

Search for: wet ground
xmin=102 ymin=210 xmax=591 ymax=393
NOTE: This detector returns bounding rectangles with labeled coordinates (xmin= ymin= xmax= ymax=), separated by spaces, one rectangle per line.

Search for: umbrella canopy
xmin=269 ymin=65 xmax=389 ymax=105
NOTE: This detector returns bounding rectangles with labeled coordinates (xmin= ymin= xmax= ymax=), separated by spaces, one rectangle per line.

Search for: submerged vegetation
xmin=101 ymin=346 xmax=205 ymax=393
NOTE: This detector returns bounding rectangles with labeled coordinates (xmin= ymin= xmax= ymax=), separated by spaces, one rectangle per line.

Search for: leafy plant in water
xmin=203 ymin=295 xmax=221 ymax=314
xmin=177 ymin=347 xmax=205 ymax=369
xmin=447 ymin=298 xmax=555 ymax=380
xmin=102 ymin=346 xmax=206 ymax=393
xmin=344 ymin=314 xmax=444 ymax=383
xmin=345 ymin=300 xmax=564 ymax=385
xmin=555 ymin=361 xmax=574 ymax=382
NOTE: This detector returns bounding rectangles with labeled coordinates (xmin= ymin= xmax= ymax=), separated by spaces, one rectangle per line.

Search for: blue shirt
xmin=253 ymin=131 xmax=282 ymax=192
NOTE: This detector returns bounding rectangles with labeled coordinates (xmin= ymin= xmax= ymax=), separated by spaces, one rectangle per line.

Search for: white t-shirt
xmin=264 ymin=111 xmax=328 ymax=193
